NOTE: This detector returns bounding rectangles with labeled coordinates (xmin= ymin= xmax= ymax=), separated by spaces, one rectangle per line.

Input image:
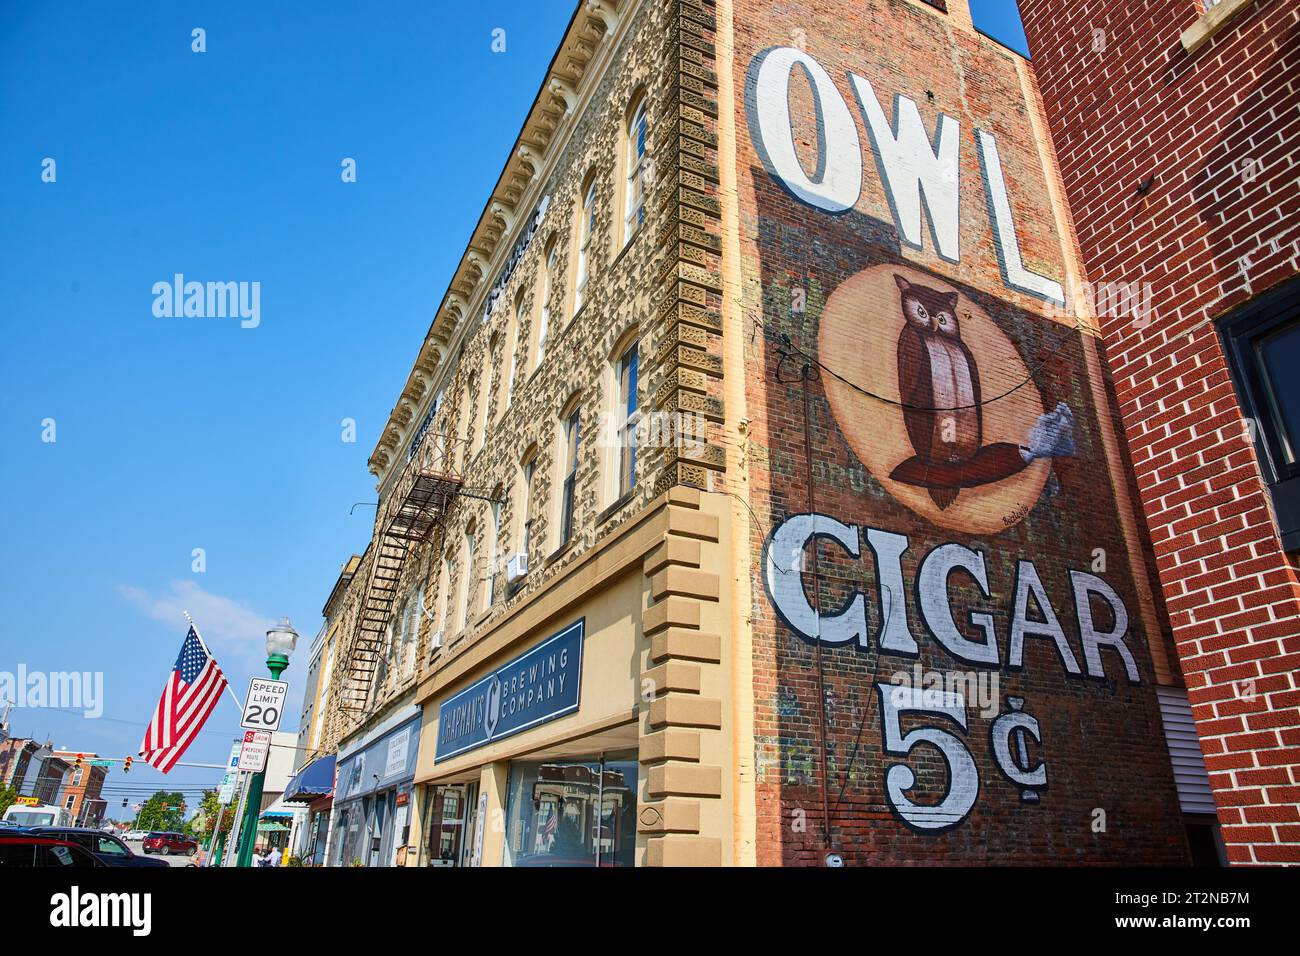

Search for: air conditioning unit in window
xmin=506 ymin=553 xmax=529 ymax=585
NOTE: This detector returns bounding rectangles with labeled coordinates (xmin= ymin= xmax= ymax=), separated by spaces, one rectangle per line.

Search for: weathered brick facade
xmin=729 ymin=0 xmax=1189 ymax=864
xmin=1018 ymin=0 xmax=1300 ymax=864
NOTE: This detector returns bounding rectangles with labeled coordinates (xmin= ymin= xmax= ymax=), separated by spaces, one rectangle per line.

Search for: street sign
xmin=237 ymin=730 xmax=271 ymax=772
xmin=227 ymin=741 xmax=243 ymax=770
xmin=218 ymin=772 xmax=238 ymax=805
xmin=89 ymin=759 xmax=113 ymax=767
xmin=240 ymin=678 xmax=289 ymax=732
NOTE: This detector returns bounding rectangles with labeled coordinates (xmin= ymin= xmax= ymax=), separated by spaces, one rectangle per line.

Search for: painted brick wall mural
xmin=728 ymin=0 xmax=1191 ymax=863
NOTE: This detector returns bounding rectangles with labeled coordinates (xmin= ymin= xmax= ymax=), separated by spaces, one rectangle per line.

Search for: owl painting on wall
xmin=889 ymin=274 xmax=1075 ymax=510
xmin=894 ymin=276 xmax=981 ymax=508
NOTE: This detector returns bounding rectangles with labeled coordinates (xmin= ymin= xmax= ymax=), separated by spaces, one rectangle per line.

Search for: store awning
xmin=282 ymin=753 xmax=336 ymax=805
xmin=256 ymin=821 xmax=291 ymax=832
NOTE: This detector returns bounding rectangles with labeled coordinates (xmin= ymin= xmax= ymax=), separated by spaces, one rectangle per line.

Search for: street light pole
xmin=234 ymin=617 xmax=298 ymax=868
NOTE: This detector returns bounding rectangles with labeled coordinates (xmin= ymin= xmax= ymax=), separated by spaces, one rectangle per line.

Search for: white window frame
xmin=535 ymin=242 xmax=556 ymax=372
xmin=624 ymin=100 xmax=649 ymax=246
xmin=575 ymin=178 xmax=597 ymax=315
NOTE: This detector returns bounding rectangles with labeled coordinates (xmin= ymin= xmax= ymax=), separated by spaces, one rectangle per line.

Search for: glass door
xmin=425 ymin=783 xmax=477 ymax=866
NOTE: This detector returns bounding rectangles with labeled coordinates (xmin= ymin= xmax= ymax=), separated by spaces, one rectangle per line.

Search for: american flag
xmin=139 ymin=626 xmax=229 ymax=773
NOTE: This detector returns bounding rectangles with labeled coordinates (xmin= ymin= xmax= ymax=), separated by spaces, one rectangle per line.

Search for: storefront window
xmin=424 ymin=783 xmax=478 ymax=866
xmin=503 ymin=755 xmax=637 ymax=867
xmin=308 ymin=809 xmax=330 ymax=866
xmin=333 ymin=803 xmax=365 ymax=867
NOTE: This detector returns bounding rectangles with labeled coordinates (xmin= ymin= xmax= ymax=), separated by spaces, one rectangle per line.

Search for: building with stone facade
xmin=315 ymin=0 xmax=1217 ymax=866
xmin=1016 ymin=0 xmax=1300 ymax=865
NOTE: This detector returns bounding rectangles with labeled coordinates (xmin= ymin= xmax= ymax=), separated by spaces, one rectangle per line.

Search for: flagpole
xmin=183 ymin=611 xmax=247 ymax=714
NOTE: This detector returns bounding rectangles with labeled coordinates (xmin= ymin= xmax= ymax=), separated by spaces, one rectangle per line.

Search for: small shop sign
xmin=435 ymin=618 xmax=584 ymax=762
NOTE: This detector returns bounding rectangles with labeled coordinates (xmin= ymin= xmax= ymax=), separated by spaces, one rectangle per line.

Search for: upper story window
xmin=624 ymin=97 xmax=649 ymax=246
xmin=559 ymin=407 xmax=581 ymax=546
xmin=499 ymin=291 xmax=524 ymax=418
xmin=460 ymin=526 xmax=477 ymax=631
xmin=487 ymin=486 xmax=504 ymax=607
xmin=1218 ymin=275 xmax=1300 ymax=552
xmin=437 ymin=557 xmax=453 ymax=635
xmin=520 ymin=454 xmax=537 ymax=560
xmin=455 ymin=362 xmax=472 ymax=470
xmin=617 ymin=341 xmax=639 ymax=497
xmin=534 ymin=238 xmax=557 ymax=373
xmin=472 ymin=340 xmax=492 ymax=455
xmin=574 ymin=174 xmax=597 ymax=316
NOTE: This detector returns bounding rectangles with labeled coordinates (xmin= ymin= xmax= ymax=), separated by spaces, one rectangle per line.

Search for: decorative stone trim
xmin=639 ymin=482 xmax=725 ymax=866
xmin=650 ymin=0 xmax=725 ymax=498
xmin=1180 ymin=0 xmax=1257 ymax=55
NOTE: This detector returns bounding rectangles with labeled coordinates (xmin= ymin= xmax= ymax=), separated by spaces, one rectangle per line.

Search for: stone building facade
xmin=318 ymin=0 xmax=1204 ymax=866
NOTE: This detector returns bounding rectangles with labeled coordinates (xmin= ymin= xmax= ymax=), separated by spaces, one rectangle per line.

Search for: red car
xmin=0 ymin=835 xmax=104 ymax=868
xmin=142 ymin=831 xmax=197 ymax=856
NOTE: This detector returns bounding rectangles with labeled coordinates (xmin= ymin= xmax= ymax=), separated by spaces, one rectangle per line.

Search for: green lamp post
xmin=235 ymin=617 xmax=298 ymax=868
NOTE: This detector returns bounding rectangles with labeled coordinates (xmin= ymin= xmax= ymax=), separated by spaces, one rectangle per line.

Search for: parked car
xmin=27 ymin=827 xmax=169 ymax=868
xmin=124 ymin=829 xmax=148 ymax=841
xmin=1 ymin=804 xmax=75 ymax=828
xmin=142 ymin=831 xmax=197 ymax=855
xmin=0 ymin=835 xmax=104 ymax=868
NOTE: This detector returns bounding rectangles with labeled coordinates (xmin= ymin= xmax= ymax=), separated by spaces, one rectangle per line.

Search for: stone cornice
xmin=368 ymin=0 xmax=637 ymax=484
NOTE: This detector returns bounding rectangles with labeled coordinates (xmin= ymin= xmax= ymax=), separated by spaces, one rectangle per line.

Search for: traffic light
xmin=123 ymin=755 xmax=133 ymax=774
xmin=75 ymin=753 xmax=84 ymax=771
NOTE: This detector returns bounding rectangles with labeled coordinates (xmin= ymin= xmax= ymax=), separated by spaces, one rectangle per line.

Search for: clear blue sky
xmin=0 ymin=1 xmax=1029 ymax=812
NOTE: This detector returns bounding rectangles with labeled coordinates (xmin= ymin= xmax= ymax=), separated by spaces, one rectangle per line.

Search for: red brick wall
xmin=1017 ymin=0 xmax=1300 ymax=864
xmin=728 ymin=0 xmax=1189 ymax=863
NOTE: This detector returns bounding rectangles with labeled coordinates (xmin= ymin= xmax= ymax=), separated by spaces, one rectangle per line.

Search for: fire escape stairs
xmin=337 ymin=436 xmax=466 ymax=718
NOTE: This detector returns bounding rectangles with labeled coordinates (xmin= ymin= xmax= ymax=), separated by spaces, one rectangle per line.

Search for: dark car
xmin=0 ymin=835 xmax=104 ymax=868
xmin=142 ymin=831 xmax=197 ymax=856
xmin=28 ymin=827 xmax=169 ymax=868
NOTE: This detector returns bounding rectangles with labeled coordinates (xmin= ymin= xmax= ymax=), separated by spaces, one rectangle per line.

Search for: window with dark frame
xmin=560 ymin=409 xmax=580 ymax=545
xmin=618 ymin=342 xmax=639 ymax=496
xmin=1217 ymin=276 xmax=1300 ymax=552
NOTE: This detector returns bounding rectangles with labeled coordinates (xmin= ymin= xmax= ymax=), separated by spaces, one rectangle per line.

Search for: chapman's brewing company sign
xmin=435 ymin=619 xmax=584 ymax=762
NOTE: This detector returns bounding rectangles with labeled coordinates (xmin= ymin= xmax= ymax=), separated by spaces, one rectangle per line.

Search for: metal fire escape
xmin=336 ymin=433 xmax=464 ymax=717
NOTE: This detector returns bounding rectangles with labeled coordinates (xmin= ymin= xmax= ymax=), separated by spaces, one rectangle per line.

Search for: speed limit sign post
xmin=241 ymin=678 xmax=289 ymax=732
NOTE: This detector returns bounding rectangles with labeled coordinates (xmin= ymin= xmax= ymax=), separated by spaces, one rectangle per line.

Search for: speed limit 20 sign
xmin=241 ymin=678 xmax=289 ymax=732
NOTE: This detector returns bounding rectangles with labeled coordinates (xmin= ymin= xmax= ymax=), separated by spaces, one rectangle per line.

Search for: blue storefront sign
xmin=436 ymin=618 xmax=584 ymax=762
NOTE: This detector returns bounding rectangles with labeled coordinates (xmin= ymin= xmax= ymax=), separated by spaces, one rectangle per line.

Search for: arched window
xmin=557 ymin=404 xmax=582 ymax=546
xmin=486 ymin=485 xmax=504 ymax=607
xmin=616 ymin=339 xmax=640 ymax=496
xmin=533 ymin=237 xmax=557 ymax=372
xmin=518 ymin=449 xmax=538 ymax=564
xmin=471 ymin=340 xmax=491 ymax=455
xmin=454 ymin=360 xmax=471 ymax=470
xmin=460 ymin=524 xmax=478 ymax=632
xmin=574 ymin=173 xmax=597 ymax=315
xmin=436 ymin=557 xmax=452 ymax=635
xmin=499 ymin=291 xmax=524 ymax=416
xmin=624 ymin=96 xmax=649 ymax=246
